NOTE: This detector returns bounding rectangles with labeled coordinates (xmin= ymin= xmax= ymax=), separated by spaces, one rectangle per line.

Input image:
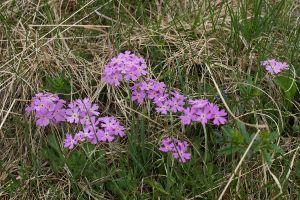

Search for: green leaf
xmin=144 ymin=177 xmax=169 ymax=195
xmin=66 ymin=151 xmax=88 ymax=178
xmin=269 ymin=132 xmax=279 ymax=142
xmin=219 ymin=145 xmax=241 ymax=156
xmin=43 ymin=72 xmax=72 ymax=97
xmin=4 ymin=176 xmax=19 ymax=194
xmin=274 ymin=74 xmax=297 ymax=102
xmin=239 ymin=84 xmax=251 ymax=98
xmin=231 ymin=129 xmax=245 ymax=145
xmin=237 ymin=121 xmax=250 ymax=143
xmin=262 ymin=150 xmax=272 ymax=165
xmin=221 ymin=126 xmax=232 ymax=138
xmin=42 ymin=134 xmax=65 ymax=172
xmin=269 ymin=144 xmax=284 ymax=155
xmin=260 ymin=131 xmax=271 ymax=144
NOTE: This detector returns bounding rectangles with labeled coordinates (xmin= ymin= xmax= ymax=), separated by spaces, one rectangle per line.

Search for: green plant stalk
xmin=167 ymin=112 xmax=174 ymax=192
xmin=203 ymin=124 xmax=208 ymax=164
xmin=140 ymin=112 xmax=146 ymax=164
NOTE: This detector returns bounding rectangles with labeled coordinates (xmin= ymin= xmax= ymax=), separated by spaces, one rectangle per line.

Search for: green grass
xmin=0 ymin=0 xmax=300 ymax=199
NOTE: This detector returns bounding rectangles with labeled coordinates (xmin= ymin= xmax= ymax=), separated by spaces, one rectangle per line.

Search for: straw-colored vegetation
xmin=1 ymin=0 xmax=300 ymax=199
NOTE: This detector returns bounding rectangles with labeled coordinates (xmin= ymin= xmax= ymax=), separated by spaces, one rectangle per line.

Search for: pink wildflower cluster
xmin=103 ymin=51 xmax=228 ymax=127
xmin=102 ymin=51 xmax=228 ymax=163
xmin=25 ymin=92 xmax=66 ymax=126
xmin=130 ymin=79 xmax=227 ymax=126
xmin=101 ymin=50 xmax=230 ymax=163
xmin=159 ymin=137 xmax=191 ymax=163
xmin=261 ymin=59 xmax=289 ymax=75
xmin=64 ymin=116 xmax=125 ymax=149
xmin=180 ymin=99 xmax=227 ymax=126
xmin=130 ymin=79 xmax=185 ymax=113
xmin=26 ymin=93 xmax=126 ymax=150
xmin=65 ymin=98 xmax=99 ymax=125
xmin=103 ymin=51 xmax=148 ymax=86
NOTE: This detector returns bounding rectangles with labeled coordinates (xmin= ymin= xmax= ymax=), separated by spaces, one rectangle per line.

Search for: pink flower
xmin=97 ymin=129 xmax=115 ymax=142
xmin=26 ymin=92 xmax=127 ymax=148
xmin=124 ymin=68 xmax=139 ymax=81
xmin=159 ymin=137 xmax=191 ymax=163
xmin=261 ymin=59 xmax=289 ymax=75
xmin=99 ymin=117 xmax=118 ymax=131
xmin=103 ymin=73 xmax=122 ymax=86
xmin=103 ymin=51 xmax=148 ymax=86
xmin=132 ymin=90 xmax=146 ymax=104
xmin=77 ymin=98 xmax=99 ymax=117
xmin=155 ymin=101 xmax=170 ymax=115
xmin=66 ymin=108 xmax=80 ymax=123
xmin=168 ymin=97 xmax=184 ymax=113
xmin=172 ymin=140 xmax=191 ymax=163
xmin=112 ymin=123 xmax=126 ymax=137
xmin=171 ymin=91 xmax=186 ymax=102
xmin=89 ymin=133 xmax=98 ymax=144
xmin=172 ymin=148 xmax=191 ymax=163
xmin=179 ymin=108 xmax=195 ymax=125
xmin=85 ymin=116 xmax=100 ymax=129
xmin=153 ymin=81 xmax=166 ymax=93
xmin=64 ymin=134 xmax=78 ymax=149
xmin=36 ymin=111 xmax=52 ymax=127
xmin=147 ymin=90 xmax=160 ymax=100
xmin=33 ymin=99 xmax=48 ymax=111
xmin=212 ymin=109 xmax=227 ymax=125
xmin=77 ymin=127 xmax=95 ymax=142
xmin=135 ymin=62 xmax=147 ymax=76
xmin=74 ymin=132 xmax=85 ymax=142
xmin=189 ymin=99 xmax=209 ymax=108
xmin=159 ymin=138 xmax=175 ymax=152
xmin=53 ymin=105 xmax=66 ymax=123
xmin=153 ymin=93 xmax=169 ymax=105
xmin=140 ymin=81 xmax=154 ymax=91
xmin=25 ymin=92 xmax=67 ymax=127
xmin=25 ymin=105 xmax=34 ymax=112
xmin=193 ymin=107 xmax=213 ymax=124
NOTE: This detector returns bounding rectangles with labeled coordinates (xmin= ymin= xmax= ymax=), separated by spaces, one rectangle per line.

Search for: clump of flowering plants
xmin=103 ymin=51 xmax=147 ymax=86
xmin=159 ymin=137 xmax=191 ymax=163
xmin=25 ymin=52 xmax=292 ymax=165
xmin=103 ymin=51 xmax=229 ymax=163
xmin=129 ymin=78 xmax=227 ymax=124
xmin=260 ymin=58 xmax=296 ymax=107
xmin=129 ymin=78 xmax=227 ymax=127
xmin=261 ymin=59 xmax=289 ymax=75
xmin=25 ymin=92 xmax=66 ymax=126
xmin=26 ymin=93 xmax=126 ymax=150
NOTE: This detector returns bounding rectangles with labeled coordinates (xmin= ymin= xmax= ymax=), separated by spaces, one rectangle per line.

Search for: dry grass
xmin=1 ymin=0 xmax=300 ymax=199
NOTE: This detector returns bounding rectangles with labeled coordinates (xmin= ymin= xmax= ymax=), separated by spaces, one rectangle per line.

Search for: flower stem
xmin=203 ymin=124 xmax=208 ymax=164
